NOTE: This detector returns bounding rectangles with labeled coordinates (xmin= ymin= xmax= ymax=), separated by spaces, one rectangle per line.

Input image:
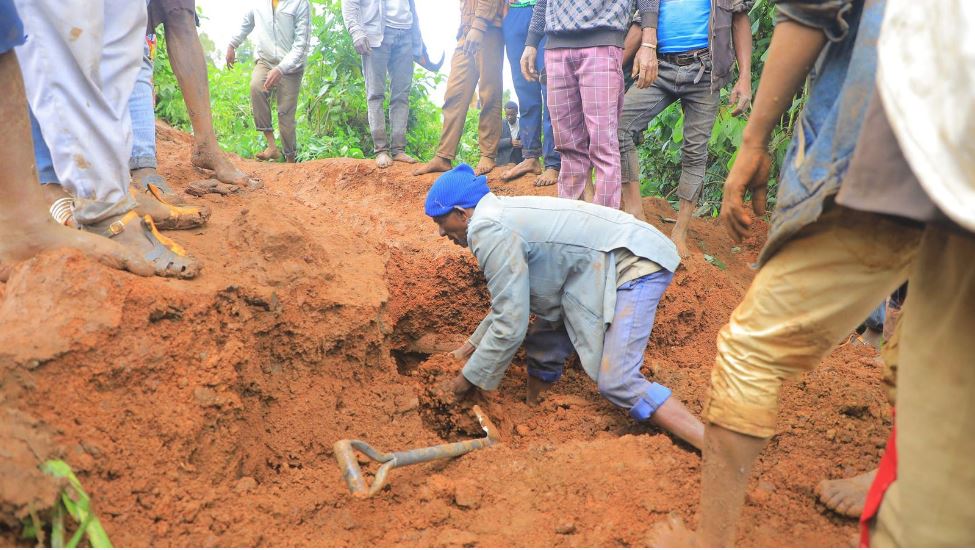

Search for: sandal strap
xmin=96 ymin=211 xmax=140 ymax=239
xmin=136 ymin=173 xmax=174 ymax=194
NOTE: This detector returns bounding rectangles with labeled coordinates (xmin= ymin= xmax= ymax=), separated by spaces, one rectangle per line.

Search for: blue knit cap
xmin=424 ymin=164 xmax=490 ymax=217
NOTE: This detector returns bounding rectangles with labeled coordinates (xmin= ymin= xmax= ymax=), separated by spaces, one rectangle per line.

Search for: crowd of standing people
xmin=0 ymin=0 xmax=972 ymax=547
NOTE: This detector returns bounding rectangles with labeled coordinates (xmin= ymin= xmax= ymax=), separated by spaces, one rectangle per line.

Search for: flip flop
xmin=86 ymin=211 xmax=200 ymax=279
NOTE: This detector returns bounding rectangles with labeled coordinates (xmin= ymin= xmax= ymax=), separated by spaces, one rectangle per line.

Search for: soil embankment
xmin=0 ymin=123 xmax=891 ymax=546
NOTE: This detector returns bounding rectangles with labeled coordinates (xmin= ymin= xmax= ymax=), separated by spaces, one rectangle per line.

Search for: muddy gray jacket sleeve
xmin=278 ymin=0 xmax=311 ymax=74
xmin=229 ymin=8 xmax=256 ymax=49
xmin=462 ymin=220 xmax=531 ymax=391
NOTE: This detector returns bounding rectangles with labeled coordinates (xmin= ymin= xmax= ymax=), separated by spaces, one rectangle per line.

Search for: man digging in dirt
xmin=425 ymin=164 xmax=706 ymax=450
xmin=0 ymin=2 xmax=153 ymax=281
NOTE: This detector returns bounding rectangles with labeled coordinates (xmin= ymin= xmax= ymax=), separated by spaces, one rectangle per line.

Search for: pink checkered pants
xmin=545 ymin=46 xmax=625 ymax=209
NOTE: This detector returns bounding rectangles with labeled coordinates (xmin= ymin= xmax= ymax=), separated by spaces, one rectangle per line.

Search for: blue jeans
xmin=526 ymin=269 xmax=674 ymax=421
xmin=502 ymin=6 xmax=560 ymax=170
xmin=30 ymin=109 xmax=58 ymax=184
xmin=129 ymin=42 xmax=156 ymax=170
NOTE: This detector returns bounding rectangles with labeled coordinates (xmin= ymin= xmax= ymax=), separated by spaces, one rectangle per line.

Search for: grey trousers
xmin=250 ymin=59 xmax=304 ymax=158
xmin=618 ymin=57 xmax=720 ymax=203
xmin=362 ymin=26 xmax=414 ymax=155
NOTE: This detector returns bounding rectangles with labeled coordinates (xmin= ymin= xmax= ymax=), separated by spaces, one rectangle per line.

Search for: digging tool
xmin=333 ymin=405 xmax=499 ymax=498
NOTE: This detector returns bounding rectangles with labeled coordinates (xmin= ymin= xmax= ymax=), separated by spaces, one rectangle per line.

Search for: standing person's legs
xmin=276 ymin=69 xmax=303 ymax=163
xmin=387 ymin=27 xmax=416 ymax=163
xmin=598 ymin=270 xmax=705 ymax=448
xmin=537 ymin=38 xmax=560 ymax=187
xmin=671 ymin=67 xmax=721 ymax=257
xmin=618 ymin=67 xmax=678 ymax=221
xmin=474 ymin=26 xmax=504 ymax=176
xmin=413 ymin=37 xmax=479 ymax=176
xmin=0 ymin=3 xmax=151 ymax=279
xmin=156 ymin=1 xmax=254 ymax=187
xmin=546 ymin=48 xmax=590 ymax=203
xmin=363 ymin=33 xmax=393 ymax=167
xmin=249 ymin=59 xmax=277 ymax=160
xmin=575 ymin=45 xmax=624 ymax=209
xmin=500 ymin=6 xmax=543 ymax=181
xmin=871 ymin=227 xmax=975 ymax=547
xmin=16 ymin=0 xmax=198 ymax=278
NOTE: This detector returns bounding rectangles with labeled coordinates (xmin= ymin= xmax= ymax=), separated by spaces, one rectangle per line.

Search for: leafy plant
xmin=21 ymin=460 xmax=112 ymax=548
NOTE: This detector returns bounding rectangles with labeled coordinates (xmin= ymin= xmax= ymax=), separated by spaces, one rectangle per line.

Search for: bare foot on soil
xmin=0 ymin=216 xmax=153 ymax=282
xmin=817 ymin=469 xmax=876 ymax=518
xmin=535 ymin=167 xmax=558 ymax=187
xmin=526 ymin=376 xmax=554 ymax=406
xmin=413 ymin=155 xmax=452 ymax=176
xmin=501 ymin=158 xmax=542 ymax=181
xmin=647 ymin=515 xmax=699 ymax=547
xmin=255 ymin=145 xmax=280 ymax=162
xmin=474 ymin=157 xmax=496 ymax=176
xmin=192 ymin=144 xmax=261 ymax=189
xmin=376 ymin=152 xmax=393 ymax=169
xmin=393 ymin=152 xmax=418 ymax=164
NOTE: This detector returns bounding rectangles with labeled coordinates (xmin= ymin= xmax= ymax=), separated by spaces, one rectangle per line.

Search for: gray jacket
xmin=229 ymin=0 xmax=311 ymax=74
xmin=462 ymin=194 xmax=680 ymax=391
xmin=341 ymin=0 xmax=412 ymax=48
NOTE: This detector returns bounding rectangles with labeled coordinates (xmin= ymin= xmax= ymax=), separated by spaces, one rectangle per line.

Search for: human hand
xmin=225 ymin=46 xmax=236 ymax=68
xmin=450 ymin=372 xmax=475 ymax=402
xmin=729 ymin=78 xmax=752 ymax=116
xmin=521 ymin=46 xmax=539 ymax=82
xmin=263 ymin=67 xmax=283 ymax=91
xmin=719 ymin=142 xmax=770 ymax=242
xmin=462 ymin=28 xmax=484 ymax=56
xmin=449 ymin=341 xmax=475 ymax=361
xmin=353 ymin=36 xmax=371 ymax=56
xmin=633 ymin=46 xmax=659 ymax=88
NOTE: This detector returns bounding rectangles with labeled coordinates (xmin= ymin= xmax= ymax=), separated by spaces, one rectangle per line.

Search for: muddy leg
xmin=0 ymin=51 xmax=152 ymax=280
xmin=671 ymin=199 xmax=693 ymax=258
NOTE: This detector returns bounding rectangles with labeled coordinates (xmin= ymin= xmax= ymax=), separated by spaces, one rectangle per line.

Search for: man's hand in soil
xmin=462 ymin=28 xmax=483 ymax=57
xmin=353 ymin=37 xmax=371 ymax=56
xmin=719 ymin=141 xmax=769 ymax=242
xmin=450 ymin=372 xmax=476 ymax=402
xmin=450 ymin=341 xmax=475 ymax=361
xmin=521 ymin=46 xmax=539 ymax=81
xmin=264 ymin=67 xmax=283 ymax=91
xmin=729 ymin=78 xmax=752 ymax=116
xmin=225 ymin=46 xmax=236 ymax=68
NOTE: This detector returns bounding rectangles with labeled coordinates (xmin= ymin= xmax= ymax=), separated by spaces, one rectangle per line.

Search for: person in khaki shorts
xmin=226 ymin=0 xmax=311 ymax=163
xmin=648 ymin=0 xmax=975 ymax=546
xmin=413 ymin=0 xmax=505 ymax=177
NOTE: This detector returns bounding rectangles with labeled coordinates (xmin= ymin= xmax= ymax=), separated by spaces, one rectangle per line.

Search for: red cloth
xmin=860 ymin=419 xmax=897 ymax=547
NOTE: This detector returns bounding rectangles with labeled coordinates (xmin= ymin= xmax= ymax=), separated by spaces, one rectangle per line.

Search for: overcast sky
xmin=196 ymin=0 xmax=518 ymax=105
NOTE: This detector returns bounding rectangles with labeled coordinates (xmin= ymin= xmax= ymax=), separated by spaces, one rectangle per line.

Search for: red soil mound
xmin=0 ymin=124 xmax=890 ymax=546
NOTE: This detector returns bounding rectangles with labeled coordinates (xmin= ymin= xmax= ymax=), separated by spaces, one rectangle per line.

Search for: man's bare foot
xmin=526 ymin=376 xmax=555 ymax=406
xmin=671 ymin=199 xmax=694 ymax=258
xmin=535 ymin=167 xmax=559 ymax=187
xmin=191 ymin=143 xmax=261 ymax=189
xmin=393 ymin=152 xmax=418 ymax=164
xmin=255 ymin=145 xmax=280 ymax=162
xmin=671 ymin=233 xmax=690 ymax=258
xmin=285 ymin=154 xmax=296 ymax=164
xmin=0 ymin=216 xmax=153 ymax=281
xmin=376 ymin=152 xmax=393 ymax=169
xmin=131 ymin=186 xmax=210 ymax=230
xmin=647 ymin=515 xmax=699 ymax=547
xmin=816 ymin=469 xmax=876 ymax=518
xmin=412 ymin=155 xmax=452 ymax=176
xmin=474 ymin=156 xmax=496 ymax=176
xmin=501 ymin=158 xmax=542 ymax=181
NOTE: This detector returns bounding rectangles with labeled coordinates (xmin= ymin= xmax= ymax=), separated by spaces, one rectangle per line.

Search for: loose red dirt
xmin=0 ymin=124 xmax=891 ymax=547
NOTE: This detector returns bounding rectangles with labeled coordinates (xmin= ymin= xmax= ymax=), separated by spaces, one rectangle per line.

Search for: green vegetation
xmin=155 ymin=0 xmax=797 ymax=210
xmin=21 ymin=460 xmax=112 ymax=548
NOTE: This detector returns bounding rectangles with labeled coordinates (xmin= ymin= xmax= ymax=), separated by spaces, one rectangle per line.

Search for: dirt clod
xmin=556 ymin=522 xmax=577 ymax=535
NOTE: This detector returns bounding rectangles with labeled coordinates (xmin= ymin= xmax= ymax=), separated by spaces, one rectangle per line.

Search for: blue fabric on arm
xmin=657 ymin=0 xmax=711 ymax=53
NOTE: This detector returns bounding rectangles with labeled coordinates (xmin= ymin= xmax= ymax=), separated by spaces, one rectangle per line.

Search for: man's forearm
xmin=732 ymin=12 xmax=752 ymax=82
xmin=741 ymin=20 xmax=826 ymax=148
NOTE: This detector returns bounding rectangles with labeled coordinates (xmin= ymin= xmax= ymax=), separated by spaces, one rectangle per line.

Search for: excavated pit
xmin=0 ymin=123 xmax=893 ymax=547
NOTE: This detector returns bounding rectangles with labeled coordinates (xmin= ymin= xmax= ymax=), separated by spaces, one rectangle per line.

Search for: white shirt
xmin=877 ymin=0 xmax=975 ymax=232
xmin=384 ymin=0 xmax=413 ymax=30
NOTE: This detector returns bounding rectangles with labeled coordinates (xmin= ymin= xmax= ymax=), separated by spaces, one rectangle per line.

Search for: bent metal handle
xmin=333 ymin=405 xmax=499 ymax=498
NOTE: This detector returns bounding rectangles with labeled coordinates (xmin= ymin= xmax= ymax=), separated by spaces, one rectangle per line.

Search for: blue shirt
xmin=657 ymin=0 xmax=711 ymax=54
